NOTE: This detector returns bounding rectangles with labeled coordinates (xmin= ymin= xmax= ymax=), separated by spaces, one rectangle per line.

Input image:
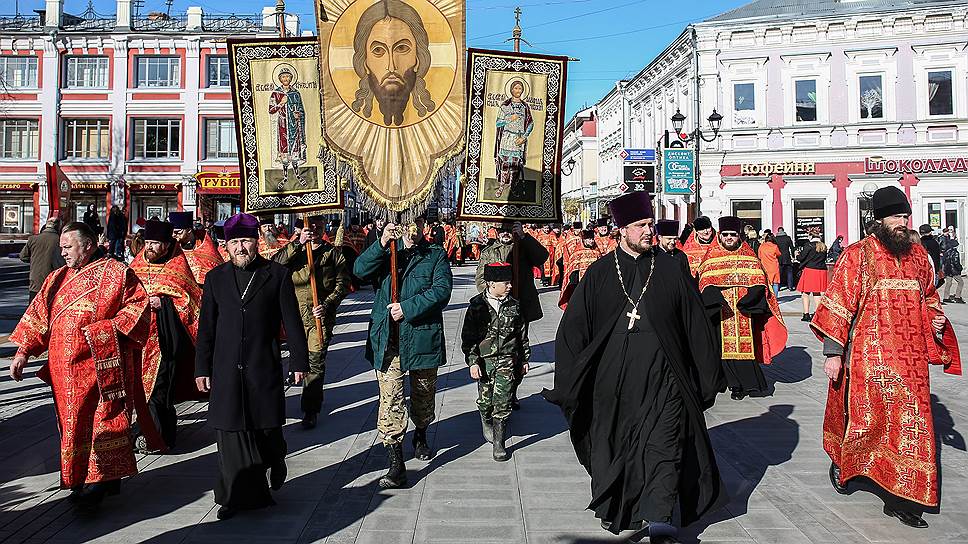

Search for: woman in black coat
xmin=796 ymin=238 xmax=828 ymax=321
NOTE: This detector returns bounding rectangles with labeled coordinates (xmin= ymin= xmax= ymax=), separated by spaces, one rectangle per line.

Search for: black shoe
xmin=269 ymin=460 xmax=287 ymax=491
xmin=829 ymin=463 xmax=848 ymax=495
xmin=600 ymin=520 xmax=613 ymax=532
xmin=301 ymin=413 xmax=317 ymax=430
xmin=75 ymin=479 xmax=120 ymax=511
xmin=492 ymin=419 xmax=510 ymax=462
xmin=730 ymin=388 xmax=746 ymax=401
xmin=883 ymin=505 xmax=928 ymax=528
xmin=511 ymin=396 xmax=521 ymax=411
xmin=379 ymin=443 xmax=407 ymax=488
xmin=216 ymin=505 xmax=237 ymax=520
xmin=801 ymin=313 xmax=811 ymax=322
xmin=955 ymin=297 xmax=966 ymax=304
xmin=412 ymin=427 xmax=433 ymax=461
xmin=480 ymin=413 xmax=494 ymax=444
xmin=67 ymin=484 xmax=84 ymax=503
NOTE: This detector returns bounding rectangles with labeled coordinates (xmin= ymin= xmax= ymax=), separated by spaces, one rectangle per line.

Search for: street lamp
xmin=561 ymin=157 xmax=577 ymax=176
xmin=669 ymin=109 xmax=725 ymax=217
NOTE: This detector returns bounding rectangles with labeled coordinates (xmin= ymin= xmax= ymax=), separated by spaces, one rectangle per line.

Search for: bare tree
xmin=861 ymin=87 xmax=882 ymax=119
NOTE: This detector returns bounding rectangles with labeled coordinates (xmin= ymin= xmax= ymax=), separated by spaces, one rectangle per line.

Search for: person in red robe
xmin=169 ymin=212 xmax=222 ymax=285
xmin=594 ymin=217 xmax=618 ymax=255
xmin=558 ymin=229 xmax=602 ymax=309
xmin=130 ymin=220 xmax=203 ymax=452
xmin=258 ymin=216 xmax=284 ymax=259
xmin=9 ymin=222 xmax=150 ymax=510
xmin=682 ymin=215 xmax=718 ymax=279
xmin=554 ymin=222 xmax=583 ymax=287
xmin=698 ymin=216 xmax=787 ymax=401
xmin=811 ymin=187 xmax=961 ymax=528
xmin=536 ymin=224 xmax=558 ymax=286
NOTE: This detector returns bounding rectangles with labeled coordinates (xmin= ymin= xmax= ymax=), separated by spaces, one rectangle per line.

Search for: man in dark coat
xmin=544 ymin=191 xmax=726 ymax=542
xmin=19 ymin=216 xmax=64 ymax=303
xmin=655 ymin=219 xmax=690 ymax=276
xmin=475 ymin=220 xmax=549 ymax=408
xmin=775 ymin=227 xmax=795 ymax=291
xmin=195 ymin=213 xmax=309 ymax=520
xmin=353 ymin=216 xmax=453 ymax=489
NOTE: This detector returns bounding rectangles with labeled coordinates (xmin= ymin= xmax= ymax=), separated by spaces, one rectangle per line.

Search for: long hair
xmin=815 ymin=240 xmax=827 ymax=253
xmin=351 ymin=0 xmax=436 ymax=118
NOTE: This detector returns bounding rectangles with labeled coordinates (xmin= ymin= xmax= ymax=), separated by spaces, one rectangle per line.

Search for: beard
xmin=874 ymin=222 xmax=913 ymax=257
xmin=720 ymin=237 xmax=742 ymax=251
xmin=145 ymin=245 xmax=169 ymax=264
xmin=625 ymin=235 xmax=653 ymax=254
xmin=369 ymin=68 xmax=417 ymax=126
xmin=261 ymin=232 xmax=278 ymax=247
xmin=231 ymin=251 xmax=257 ymax=269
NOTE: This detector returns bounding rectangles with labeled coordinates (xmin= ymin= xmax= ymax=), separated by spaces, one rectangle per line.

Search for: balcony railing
xmin=0 ymin=10 xmax=268 ymax=33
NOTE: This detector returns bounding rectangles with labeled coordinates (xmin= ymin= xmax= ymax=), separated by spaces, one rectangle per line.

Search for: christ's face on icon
xmin=366 ymin=18 xmax=418 ymax=99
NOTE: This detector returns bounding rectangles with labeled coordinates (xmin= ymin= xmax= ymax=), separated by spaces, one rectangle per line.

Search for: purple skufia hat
xmin=608 ymin=191 xmax=654 ymax=228
xmin=224 ymin=213 xmax=260 ymax=240
xmin=655 ymin=219 xmax=680 ymax=237
xmin=142 ymin=219 xmax=173 ymax=242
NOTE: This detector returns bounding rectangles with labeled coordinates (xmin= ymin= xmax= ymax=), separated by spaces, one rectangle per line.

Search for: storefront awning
xmin=194 ymin=172 xmax=240 ymax=195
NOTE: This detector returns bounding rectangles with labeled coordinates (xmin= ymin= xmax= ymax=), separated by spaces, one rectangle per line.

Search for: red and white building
xmin=0 ymin=0 xmax=300 ymax=243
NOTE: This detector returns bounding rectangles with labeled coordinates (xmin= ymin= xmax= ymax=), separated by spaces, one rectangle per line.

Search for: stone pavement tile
xmin=358 ymin=507 xmax=419 ymax=532
xmin=413 ymin=521 xmax=525 ymax=544
xmin=525 ymin=531 xmax=635 ymax=544
xmin=732 ymin=509 xmax=798 ymax=529
xmin=417 ymin=502 xmax=523 ymax=522
xmin=743 ymin=527 xmax=812 ymax=544
xmin=685 ymin=518 xmax=751 ymax=541
xmin=525 ymin=508 xmax=601 ymax=533
xmin=519 ymin=491 xmax=590 ymax=511
xmin=351 ymin=530 xmax=414 ymax=544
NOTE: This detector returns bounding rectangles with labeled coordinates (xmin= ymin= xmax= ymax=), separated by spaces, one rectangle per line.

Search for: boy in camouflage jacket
xmin=461 ymin=262 xmax=530 ymax=461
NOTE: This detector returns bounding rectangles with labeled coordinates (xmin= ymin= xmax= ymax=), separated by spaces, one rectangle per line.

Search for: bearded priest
xmin=544 ymin=191 xmax=726 ymax=542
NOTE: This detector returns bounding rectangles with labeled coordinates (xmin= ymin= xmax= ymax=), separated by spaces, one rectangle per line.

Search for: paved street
xmin=0 ymin=263 xmax=966 ymax=544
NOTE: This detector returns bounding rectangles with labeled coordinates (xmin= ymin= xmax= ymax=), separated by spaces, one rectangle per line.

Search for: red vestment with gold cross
xmin=682 ymin=231 xmax=719 ymax=278
xmin=259 ymin=237 xmax=283 ymax=259
xmin=11 ymin=258 xmax=150 ymax=488
xmin=130 ymin=246 xmax=203 ymax=450
xmin=537 ymin=231 xmax=558 ymax=277
xmin=698 ymin=242 xmax=787 ymax=364
xmin=182 ymin=232 xmax=223 ymax=284
xmin=553 ymin=231 xmax=582 ymax=285
xmin=810 ymin=237 xmax=961 ymax=506
xmin=558 ymin=247 xmax=601 ymax=309
xmin=595 ymin=234 xmax=617 ymax=256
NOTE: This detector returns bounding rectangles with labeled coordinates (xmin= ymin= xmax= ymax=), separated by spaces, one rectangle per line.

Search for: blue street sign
xmin=663 ymin=149 xmax=695 ymax=195
xmin=621 ymin=148 xmax=656 ymax=162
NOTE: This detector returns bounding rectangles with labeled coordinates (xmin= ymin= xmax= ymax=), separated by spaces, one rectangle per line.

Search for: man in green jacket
xmin=274 ymin=218 xmax=350 ymax=429
xmin=353 ymin=216 xmax=453 ymax=488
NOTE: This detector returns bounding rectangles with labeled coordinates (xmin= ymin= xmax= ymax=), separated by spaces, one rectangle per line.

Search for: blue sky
xmin=48 ymin=0 xmax=750 ymax=117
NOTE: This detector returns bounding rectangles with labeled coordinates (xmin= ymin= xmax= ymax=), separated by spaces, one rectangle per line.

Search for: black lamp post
xmin=561 ymin=157 xmax=577 ymax=176
xmin=670 ymin=108 xmax=724 ymax=216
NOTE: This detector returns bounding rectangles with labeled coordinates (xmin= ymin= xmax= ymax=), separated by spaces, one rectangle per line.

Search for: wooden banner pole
xmin=304 ymin=215 xmax=324 ymax=348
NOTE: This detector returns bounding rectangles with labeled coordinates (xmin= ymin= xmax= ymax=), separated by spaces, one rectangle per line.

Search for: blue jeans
xmin=109 ymin=238 xmax=125 ymax=258
xmin=772 ymin=284 xmax=779 ymax=298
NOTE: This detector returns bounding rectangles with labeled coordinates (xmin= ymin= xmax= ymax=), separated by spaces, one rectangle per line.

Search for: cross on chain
xmin=626 ymin=307 xmax=642 ymax=330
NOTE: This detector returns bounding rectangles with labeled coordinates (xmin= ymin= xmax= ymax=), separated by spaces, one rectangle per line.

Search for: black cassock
xmin=544 ymin=248 xmax=727 ymax=532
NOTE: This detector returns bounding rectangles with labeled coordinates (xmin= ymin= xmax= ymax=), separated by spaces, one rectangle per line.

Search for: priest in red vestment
xmin=682 ymin=216 xmax=718 ymax=278
xmin=811 ymin=187 xmax=961 ymax=528
xmin=554 ymin=222 xmax=583 ymax=286
xmin=10 ymin=222 xmax=150 ymax=510
xmin=536 ymin=224 xmax=558 ymax=286
xmin=698 ymin=216 xmax=787 ymax=401
xmin=170 ymin=212 xmax=222 ymax=285
xmin=130 ymin=220 xmax=202 ymax=452
xmin=594 ymin=217 xmax=618 ymax=255
xmin=258 ymin=216 xmax=284 ymax=259
xmin=558 ymin=229 xmax=602 ymax=309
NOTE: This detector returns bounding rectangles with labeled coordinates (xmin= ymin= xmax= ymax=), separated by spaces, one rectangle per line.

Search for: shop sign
xmin=0 ymin=182 xmax=37 ymax=191
xmin=71 ymin=182 xmax=110 ymax=191
xmin=740 ymin=162 xmax=816 ymax=176
xmin=128 ymin=182 xmax=181 ymax=192
xmin=194 ymin=172 xmax=240 ymax=192
xmin=622 ymin=164 xmax=655 ymax=193
xmin=663 ymin=149 xmax=695 ymax=195
xmin=865 ymin=157 xmax=968 ymax=174
xmin=3 ymin=204 xmax=20 ymax=228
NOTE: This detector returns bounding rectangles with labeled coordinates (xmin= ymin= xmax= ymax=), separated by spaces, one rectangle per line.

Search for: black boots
xmin=269 ymin=460 xmax=287 ymax=490
xmin=829 ymin=463 xmax=848 ymax=494
xmin=883 ymin=505 xmax=928 ymax=528
xmin=301 ymin=412 xmax=318 ymax=430
xmin=75 ymin=479 xmax=121 ymax=511
xmin=492 ymin=419 xmax=509 ymax=462
xmin=379 ymin=443 xmax=407 ymax=489
xmin=480 ymin=413 xmax=494 ymax=443
xmin=801 ymin=313 xmax=812 ymax=322
xmin=412 ymin=427 xmax=433 ymax=461
xmin=730 ymin=388 xmax=746 ymax=401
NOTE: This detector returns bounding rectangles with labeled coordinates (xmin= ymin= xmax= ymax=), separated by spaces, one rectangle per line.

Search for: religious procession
xmin=1 ymin=0 xmax=966 ymax=543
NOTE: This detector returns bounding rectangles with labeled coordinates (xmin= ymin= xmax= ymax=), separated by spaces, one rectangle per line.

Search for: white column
xmin=186 ymin=7 xmax=203 ymax=31
xmin=44 ymin=0 xmax=63 ymax=29
xmin=116 ymin=0 xmax=131 ymax=30
xmin=39 ymin=37 xmax=61 ymax=167
xmin=182 ymin=37 xmax=201 ymax=214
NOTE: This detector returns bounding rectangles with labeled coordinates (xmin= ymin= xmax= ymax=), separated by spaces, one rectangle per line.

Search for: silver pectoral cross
xmin=626 ymin=307 xmax=641 ymax=330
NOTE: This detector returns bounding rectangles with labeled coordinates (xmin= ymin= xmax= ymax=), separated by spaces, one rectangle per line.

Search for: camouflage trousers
xmin=477 ymin=357 xmax=516 ymax=422
xmin=299 ymin=302 xmax=334 ymax=415
xmin=376 ymin=354 xmax=438 ymax=446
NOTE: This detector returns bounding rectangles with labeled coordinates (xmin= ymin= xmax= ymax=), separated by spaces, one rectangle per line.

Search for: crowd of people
xmin=6 ymin=185 xmax=962 ymax=543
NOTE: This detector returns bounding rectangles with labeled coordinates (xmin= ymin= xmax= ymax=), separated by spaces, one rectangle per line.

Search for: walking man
xmin=19 ymin=216 xmax=64 ymax=303
xmin=353 ymin=217 xmax=453 ymax=488
xmin=812 ymin=187 xmax=961 ymax=528
xmin=195 ymin=213 xmax=309 ymax=519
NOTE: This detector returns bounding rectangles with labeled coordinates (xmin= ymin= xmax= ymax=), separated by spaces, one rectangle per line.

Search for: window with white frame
xmin=132 ymin=119 xmax=181 ymax=159
xmin=0 ymin=56 xmax=38 ymax=88
xmin=207 ymin=55 xmax=230 ymax=87
xmin=859 ymin=75 xmax=883 ymax=119
xmin=63 ymin=119 xmax=110 ymax=159
xmin=204 ymin=119 xmax=237 ymax=159
xmin=0 ymin=119 xmax=39 ymax=159
xmin=733 ymin=83 xmax=756 ymax=126
xmin=136 ymin=56 xmax=181 ymax=88
xmin=795 ymin=79 xmax=817 ymax=122
xmin=928 ymin=70 xmax=953 ymax=116
xmin=65 ymin=56 xmax=109 ymax=88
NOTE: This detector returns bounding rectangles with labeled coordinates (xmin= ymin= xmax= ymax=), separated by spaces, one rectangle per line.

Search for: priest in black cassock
xmin=195 ymin=213 xmax=309 ymax=520
xmin=543 ymin=191 xmax=727 ymax=543
xmin=655 ymin=219 xmax=690 ymax=276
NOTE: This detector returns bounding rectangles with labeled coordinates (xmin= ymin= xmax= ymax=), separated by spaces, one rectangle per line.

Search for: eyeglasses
xmin=720 ymin=232 xmax=740 ymax=238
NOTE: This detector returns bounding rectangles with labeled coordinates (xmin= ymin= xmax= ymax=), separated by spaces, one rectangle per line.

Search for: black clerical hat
xmin=580 ymin=229 xmax=596 ymax=240
xmin=872 ymin=186 xmax=911 ymax=220
xmin=718 ymin=216 xmax=743 ymax=234
xmin=483 ymin=262 xmax=513 ymax=282
xmin=142 ymin=219 xmax=173 ymax=243
xmin=168 ymin=211 xmax=193 ymax=230
xmin=655 ymin=219 xmax=680 ymax=237
xmin=608 ymin=191 xmax=654 ymax=228
xmin=693 ymin=216 xmax=712 ymax=230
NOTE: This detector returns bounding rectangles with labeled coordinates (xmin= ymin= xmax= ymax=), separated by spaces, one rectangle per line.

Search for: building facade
xmin=605 ymin=0 xmax=968 ymax=247
xmin=0 ymin=0 xmax=299 ymax=242
xmin=561 ymin=105 xmax=598 ymax=223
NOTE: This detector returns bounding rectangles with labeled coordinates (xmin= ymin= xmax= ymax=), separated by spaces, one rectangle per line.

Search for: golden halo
xmin=504 ymin=77 xmax=531 ymax=100
xmin=272 ymin=63 xmax=299 ymax=85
